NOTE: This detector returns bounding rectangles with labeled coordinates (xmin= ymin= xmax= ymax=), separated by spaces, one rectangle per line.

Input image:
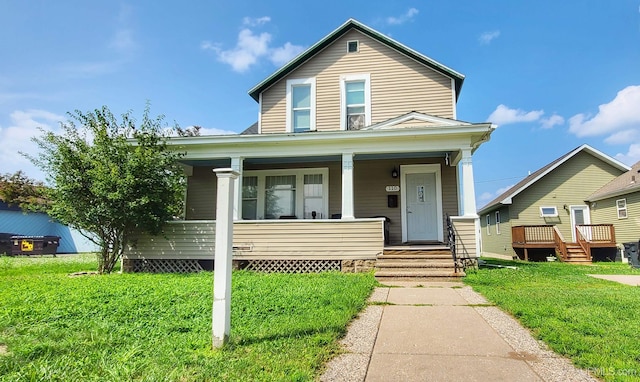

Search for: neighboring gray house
xmin=0 ymin=201 xmax=97 ymax=254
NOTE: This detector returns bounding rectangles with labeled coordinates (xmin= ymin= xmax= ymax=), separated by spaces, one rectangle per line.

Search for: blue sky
xmin=1 ymin=1 xmax=639 ymax=209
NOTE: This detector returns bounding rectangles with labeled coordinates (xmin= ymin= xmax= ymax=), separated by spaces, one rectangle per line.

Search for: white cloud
xmin=479 ymin=30 xmax=500 ymax=45
xmin=203 ymin=18 xmax=305 ymax=73
xmin=478 ymin=192 xmax=494 ymax=203
xmin=269 ymin=42 xmax=305 ymax=66
xmin=487 ymin=104 xmax=544 ymax=126
xmin=386 ymin=8 xmax=419 ymax=25
xmin=0 ymin=109 xmax=65 ymax=180
xmin=615 ymin=144 xmax=640 ymax=166
xmin=197 ymin=126 xmax=237 ymax=136
xmin=540 ymin=114 xmax=564 ymax=129
xmin=478 ymin=183 xmax=515 ymax=206
xmin=604 ymin=129 xmax=639 ymax=145
xmin=243 ymin=16 xmax=271 ymax=27
xmin=568 ymin=85 xmax=640 ymax=138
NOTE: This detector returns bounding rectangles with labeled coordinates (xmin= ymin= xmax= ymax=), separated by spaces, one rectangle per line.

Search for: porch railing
xmin=576 ymin=224 xmax=616 ymax=245
xmin=446 ymin=215 xmax=458 ymax=273
xmin=553 ymin=226 xmax=568 ymax=261
xmin=512 ymin=225 xmax=554 ymax=245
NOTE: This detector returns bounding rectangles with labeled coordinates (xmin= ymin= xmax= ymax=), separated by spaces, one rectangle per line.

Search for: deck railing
xmin=576 ymin=224 xmax=616 ymax=245
xmin=512 ymin=225 xmax=554 ymax=244
xmin=553 ymin=226 xmax=568 ymax=261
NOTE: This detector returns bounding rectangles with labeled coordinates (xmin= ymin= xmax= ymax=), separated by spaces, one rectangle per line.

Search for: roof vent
xmin=347 ymin=40 xmax=359 ymax=53
xmin=632 ymin=175 xmax=636 ymax=184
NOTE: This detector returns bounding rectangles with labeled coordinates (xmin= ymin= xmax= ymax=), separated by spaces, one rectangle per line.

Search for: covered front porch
xmin=124 ymin=124 xmax=490 ymax=272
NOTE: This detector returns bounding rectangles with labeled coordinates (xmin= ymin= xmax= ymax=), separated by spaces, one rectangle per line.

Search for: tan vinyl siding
xmin=260 ymin=29 xmax=454 ymax=133
xmin=590 ymin=192 xmax=640 ymax=244
xmin=233 ymin=220 xmax=383 ymax=259
xmin=185 ymin=166 xmax=216 ymax=220
xmin=510 ymin=152 xmax=625 ymax=240
xmin=125 ymin=220 xmax=383 ymax=260
xmin=480 ymin=206 xmax=515 ymax=258
xmin=353 ymin=158 xmax=458 ymax=243
xmin=125 ymin=221 xmax=216 ymax=260
xmin=451 ymin=217 xmax=478 ymax=258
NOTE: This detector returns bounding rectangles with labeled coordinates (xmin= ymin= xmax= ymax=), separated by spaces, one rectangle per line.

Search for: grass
xmin=465 ymin=259 xmax=640 ymax=382
xmin=0 ymin=255 xmax=377 ymax=381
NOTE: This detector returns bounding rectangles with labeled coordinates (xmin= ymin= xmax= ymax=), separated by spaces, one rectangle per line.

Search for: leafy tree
xmin=28 ymin=105 xmax=186 ymax=274
xmin=176 ymin=125 xmax=202 ymax=137
xmin=0 ymin=171 xmax=49 ymax=211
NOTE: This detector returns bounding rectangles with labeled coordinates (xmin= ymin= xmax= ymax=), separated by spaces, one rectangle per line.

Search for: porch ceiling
xmin=180 ymin=152 xmax=451 ymax=167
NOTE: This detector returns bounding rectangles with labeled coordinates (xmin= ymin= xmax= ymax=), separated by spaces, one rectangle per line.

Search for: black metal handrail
xmin=446 ymin=214 xmax=459 ymax=273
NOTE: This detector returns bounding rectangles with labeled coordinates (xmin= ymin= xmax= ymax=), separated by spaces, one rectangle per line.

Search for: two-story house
xmin=123 ymin=19 xmax=494 ymax=276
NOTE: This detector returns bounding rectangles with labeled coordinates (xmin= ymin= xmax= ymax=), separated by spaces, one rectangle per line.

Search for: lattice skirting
xmin=131 ymin=259 xmax=203 ymax=273
xmin=243 ymin=259 xmax=341 ymax=273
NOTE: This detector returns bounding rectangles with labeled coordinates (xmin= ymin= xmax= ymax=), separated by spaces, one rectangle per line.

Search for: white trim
xmin=230 ymin=157 xmax=243 ymax=220
xmin=258 ymin=93 xmax=263 ymax=134
xmin=451 ymin=78 xmax=457 ymax=120
xmin=286 ymin=78 xmax=316 ymax=133
xmin=539 ymin=206 xmax=558 ymax=218
xmin=400 ymin=164 xmax=443 ymax=242
xmin=617 ymin=198 xmax=628 ymax=219
xmin=346 ymin=39 xmax=359 ymax=53
xmin=362 ymin=111 xmax=468 ymax=130
xmin=570 ymin=205 xmax=590 ymax=242
xmin=340 ymin=73 xmax=371 ymax=130
xmin=341 ymin=152 xmax=355 ymax=219
xmin=243 ymin=167 xmax=329 ymax=220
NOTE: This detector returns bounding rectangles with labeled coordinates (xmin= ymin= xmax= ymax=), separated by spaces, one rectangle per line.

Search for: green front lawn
xmin=0 ymin=255 xmax=376 ymax=381
xmin=465 ymin=259 xmax=640 ymax=382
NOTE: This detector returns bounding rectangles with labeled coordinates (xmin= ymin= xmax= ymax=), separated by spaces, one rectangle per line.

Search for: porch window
xmin=265 ymin=175 xmax=296 ymax=219
xmin=286 ymin=78 xmax=316 ymax=133
xmin=495 ymin=211 xmax=501 ymax=234
xmin=241 ymin=176 xmax=258 ymax=220
xmin=303 ymin=174 xmax=324 ymax=219
xmin=243 ymin=168 xmax=328 ymax=220
xmin=617 ymin=199 xmax=627 ymax=219
xmin=340 ymin=74 xmax=371 ymax=130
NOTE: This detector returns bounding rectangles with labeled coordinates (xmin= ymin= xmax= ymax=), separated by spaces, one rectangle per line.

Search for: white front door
xmin=570 ymin=205 xmax=590 ymax=242
xmin=402 ymin=165 xmax=443 ymax=242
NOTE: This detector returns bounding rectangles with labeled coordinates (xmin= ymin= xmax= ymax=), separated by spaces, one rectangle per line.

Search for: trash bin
xmin=0 ymin=233 xmax=15 ymax=255
xmin=11 ymin=235 xmax=61 ymax=256
xmin=623 ymin=242 xmax=639 ymax=268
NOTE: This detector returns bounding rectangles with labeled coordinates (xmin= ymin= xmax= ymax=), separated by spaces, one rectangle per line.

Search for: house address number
xmin=385 ymin=185 xmax=400 ymax=192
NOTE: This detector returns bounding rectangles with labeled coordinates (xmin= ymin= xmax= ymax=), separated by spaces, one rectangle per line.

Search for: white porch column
xmin=230 ymin=157 xmax=243 ymax=221
xmin=459 ymin=148 xmax=478 ymax=217
xmin=212 ymin=168 xmax=239 ymax=348
xmin=341 ymin=152 xmax=355 ymax=219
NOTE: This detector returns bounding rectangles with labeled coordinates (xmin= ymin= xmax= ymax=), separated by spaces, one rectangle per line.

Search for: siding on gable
xmin=590 ymin=192 xmax=640 ymax=244
xmin=260 ymin=29 xmax=454 ymax=134
xmin=510 ymin=152 xmax=625 ymax=240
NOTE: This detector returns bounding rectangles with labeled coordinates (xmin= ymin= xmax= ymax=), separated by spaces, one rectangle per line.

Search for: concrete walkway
xmin=321 ymin=281 xmax=596 ymax=382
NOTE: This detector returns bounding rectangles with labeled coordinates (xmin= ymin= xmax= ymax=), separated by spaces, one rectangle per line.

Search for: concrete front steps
xmin=562 ymin=243 xmax=592 ymax=264
xmin=375 ymin=247 xmax=465 ymax=281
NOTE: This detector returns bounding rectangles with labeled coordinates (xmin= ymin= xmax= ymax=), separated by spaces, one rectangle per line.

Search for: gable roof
xmin=361 ymin=111 xmax=472 ymax=130
xmin=240 ymin=121 xmax=259 ymax=135
xmin=248 ymin=18 xmax=465 ymax=102
xmin=477 ymin=144 xmax=630 ymax=215
xmin=587 ymin=160 xmax=640 ymax=201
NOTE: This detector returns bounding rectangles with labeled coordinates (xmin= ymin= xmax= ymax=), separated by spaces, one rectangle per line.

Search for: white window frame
xmin=340 ymin=73 xmax=371 ymax=130
xmin=347 ymin=40 xmax=359 ymax=53
xmin=495 ymin=211 xmax=501 ymax=235
xmin=486 ymin=214 xmax=491 ymax=235
xmin=540 ymin=206 xmax=558 ymax=217
xmin=242 ymin=168 xmax=329 ymax=220
xmin=617 ymin=198 xmax=628 ymax=219
xmin=286 ymin=78 xmax=316 ymax=133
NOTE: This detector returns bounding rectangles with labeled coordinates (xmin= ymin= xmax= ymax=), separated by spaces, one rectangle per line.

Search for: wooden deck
xmin=511 ymin=224 xmax=617 ymax=263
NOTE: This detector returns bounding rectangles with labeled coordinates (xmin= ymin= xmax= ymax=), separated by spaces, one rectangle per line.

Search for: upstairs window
xmin=617 ymin=199 xmax=627 ymax=219
xmin=340 ymin=74 xmax=371 ymax=130
xmin=286 ymin=78 xmax=316 ymax=133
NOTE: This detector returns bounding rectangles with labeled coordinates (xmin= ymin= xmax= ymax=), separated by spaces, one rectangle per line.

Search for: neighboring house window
xmin=495 ymin=211 xmax=501 ymax=235
xmin=242 ymin=176 xmax=258 ymax=220
xmin=340 ymin=74 xmax=371 ymax=130
xmin=486 ymin=214 xmax=491 ymax=235
xmin=286 ymin=78 xmax=316 ymax=133
xmin=540 ymin=206 xmax=558 ymax=217
xmin=243 ymin=168 xmax=329 ymax=220
xmin=347 ymin=40 xmax=359 ymax=53
xmin=617 ymin=199 xmax=627 ymax=219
